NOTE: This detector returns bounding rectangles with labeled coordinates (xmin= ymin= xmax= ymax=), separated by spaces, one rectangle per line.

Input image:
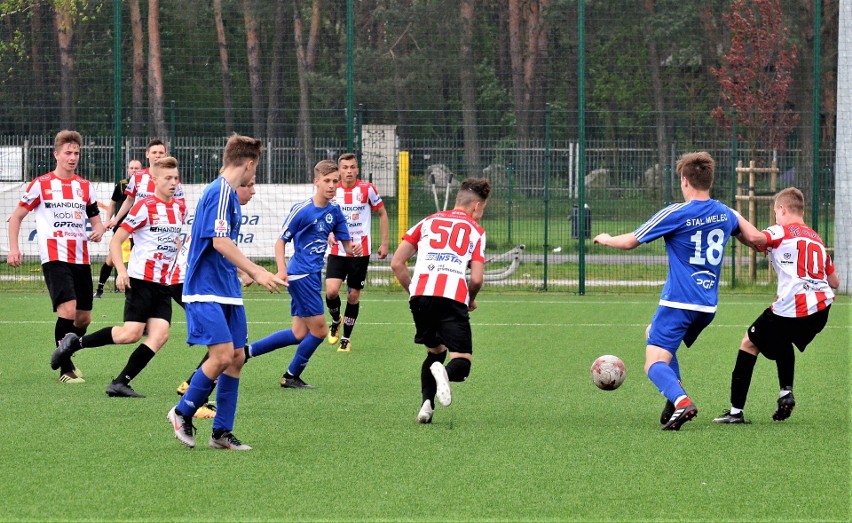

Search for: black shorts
xmin=409 ymin=296 xmax=472 ymax=354
xmin=123 ymin=277 xmax=173 ymax=323
xmin=169 ymin=283 xmax=185 ymax=310
xmin=325 ymin=255 xmax=370 ymax=290
xmin=747 ymin=306 xmax=831 ymax=359
xmin=42 ymin=261 xmax=93 ymax=312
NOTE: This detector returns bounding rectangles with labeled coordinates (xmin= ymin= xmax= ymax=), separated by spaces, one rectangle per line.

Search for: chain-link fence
xmin=0 ymin=0 xmax=839 ymax=292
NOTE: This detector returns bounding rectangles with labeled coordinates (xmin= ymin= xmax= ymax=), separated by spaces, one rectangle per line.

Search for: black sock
xmin=326 ymin=295 xmax=341 ymax=323
xmin=775 ymin=343 xmax=796 ymax=390
xmin=115 ymin=344 xmax=156 ymax=385
xmin=446 ymin=358 xmax=471 ymax=382
xmin=730 ymin=350 xmax=758 ymax=410
xmin=80 ymin=327 xmax=115 ymax=350
xmin=188 ymin=354 xmax=209 ymax=383
xmin=343 ymin=302 xmax=360 ymax=338
xmin=55 ymin=317 xmax=76 ymax=374
xmin=97 ymin=263 xmax=113 ymax=290
xmin=421 ymin=351 xmax=447 ymax=407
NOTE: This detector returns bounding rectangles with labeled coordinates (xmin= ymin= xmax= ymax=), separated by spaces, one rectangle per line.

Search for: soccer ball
xmin=591 ymin=355 xmax=626 ymax=391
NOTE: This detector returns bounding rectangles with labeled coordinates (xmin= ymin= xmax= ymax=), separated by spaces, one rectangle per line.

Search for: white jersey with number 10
xmin=402 ymin=209 xmax=486 ymax=306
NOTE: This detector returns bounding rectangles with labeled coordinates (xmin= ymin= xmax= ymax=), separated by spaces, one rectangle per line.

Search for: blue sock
xmin=213 ymin=373 xmax=239 ymax=433
xmin=249 ymin=329 xmax=300 ymax=358
xmin=669 ymin=354 xmax=682 ymax=381
xmin=287 ymin=333 xmax=323 ymax=377
xmin=647 ymin=361 xmax=687 ymax=404
xmin=178 ymin=368 xmax=215 ymax=417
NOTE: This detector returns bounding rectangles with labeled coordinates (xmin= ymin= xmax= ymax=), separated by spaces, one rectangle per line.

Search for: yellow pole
xmin=395 ymin=151 xmax=410 ymax=286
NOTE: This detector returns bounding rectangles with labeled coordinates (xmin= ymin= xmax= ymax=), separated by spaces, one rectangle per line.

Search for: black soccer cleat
xmin=712 ymin=410 xmax=748 ymax=424
xmin=280 ymin=374 xmax=316 ymax=389
xmin=660 ymin=400 xmax=675 ymax=425
xmin=51 ymin=333 xmax=81 ymax=370
xmin=662 ymin=402 xmax=698 ymax=431
xmin=772 ymin=389 xmax=796 ymax=421
xmin=106 ymin=381 xmax=145 ymax=398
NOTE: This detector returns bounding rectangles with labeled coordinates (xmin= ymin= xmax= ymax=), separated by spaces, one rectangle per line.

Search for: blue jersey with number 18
xmin=633 ymin=199 xmax=740 ymax=313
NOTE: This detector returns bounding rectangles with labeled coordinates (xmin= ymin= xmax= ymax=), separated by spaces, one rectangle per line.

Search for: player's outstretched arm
xmin=390 ymin=241 xmax=417 ymax=293
xmin=733 ymin=213 xmax=767 ymax=251
xmin=593 ymin=232 xmax=639 ymax=250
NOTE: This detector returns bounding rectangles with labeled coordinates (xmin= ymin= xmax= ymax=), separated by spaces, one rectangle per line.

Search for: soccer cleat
xmin=209 ymin=431 xmax=252 ymax=451
xmin=772 ymin=390 xmax=796 ymax=421
xmin=660 ymin=400 xmax=675 ymax=425
xmin=193 ymin=403 xmax=217 ymax=419
xmin=51 ymin=333 xmax=80 ymax=370
xmin=327 ymin=320 xmax=341 ymax=345
xmin=430 ymin=361 xmax=452 ymax=407
xmin=176 ymin=380 xmax=190 ymax=396
xmin=337 ymin=338 xmax=351 ymax=352
xmin=71 ymin=364 xmax=84 ymax=379
xmin=712 ymin=410 xmax=748 ymax=424
xmin=416 ymin=400 xmax=434 ymax=424
xmin=167 ymin=406 xmax=196 ymax=448
xmin=58 ymin=372 xmax=85 ymax=384
xmin=662 ymin=401 xmax=698 ymax=431
xmin=106 ymin=381 xmax=145 ymax=398
xmin=93 ymin=290 xmax=103 ymax=299
xmin=280 ymin=374 xmax=316 ymax=389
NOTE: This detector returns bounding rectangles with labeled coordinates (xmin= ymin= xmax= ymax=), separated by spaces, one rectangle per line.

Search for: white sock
xmin=779 ymin=389 xmax=792 ymax=398
xmin=730 ymin=407 xmax=743 ymax=415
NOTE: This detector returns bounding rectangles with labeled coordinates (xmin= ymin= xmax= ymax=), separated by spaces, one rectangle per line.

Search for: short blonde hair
xmin=151 ymin=156 xmax=178 ymax=177
xmin=775 ymin=187 xmax=804 ymax=216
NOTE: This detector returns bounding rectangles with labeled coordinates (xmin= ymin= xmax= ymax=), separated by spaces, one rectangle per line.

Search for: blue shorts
xmin=185 ymin=301 xmax=248 ymax=349
xmin=288 ymin=273 xmax=324 ymax=318
xmin=647 ymin=306 xmax=715 ymax=353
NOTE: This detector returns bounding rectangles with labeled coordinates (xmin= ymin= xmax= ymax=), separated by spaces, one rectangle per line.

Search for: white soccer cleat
xmin=167 ymin=406 xmax=196 ymax=448
xmin=416 ymin=400 xmax=434 ymax=424
xmin=430 ymin=362 xmax=452 ymax=407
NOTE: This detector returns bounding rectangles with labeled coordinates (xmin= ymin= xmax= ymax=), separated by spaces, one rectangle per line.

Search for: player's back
xmin=405 ymin=209 xmax=486 ymax=305
xmin=635 ymin=199 xmax=739 ymax=311
xmin=764 ymin=223 xmax=835 ymax=317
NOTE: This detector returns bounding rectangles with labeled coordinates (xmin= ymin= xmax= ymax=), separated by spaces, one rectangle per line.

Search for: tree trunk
xmin=507 ymin=0 xmax=528 ymax=142
xmin=294 ymin=1 xmax=314 ymax=173
xmin=305 ymin=0 xmax=321 ymax=71
xmin=459 ymin=0 xmax=481 ymax=177
xmin=645 ymin=0 xmax=667 ymax=198
xmin=147 ymin=0 xmax=167 ymax=140
xmin=266 ymin=0 xmax=287 ymax=138
xmin=243 ymin=0 xmax=264 ymax=138
xmin=129 ymin=0 xmax=145 ymax=138
xmin=54 ymin=0 xmax=75 ymax=129
xmin=213 ymin=0 xmax=234 ymax=134
xmin=31 ymin=3 xmax=46 ymax=129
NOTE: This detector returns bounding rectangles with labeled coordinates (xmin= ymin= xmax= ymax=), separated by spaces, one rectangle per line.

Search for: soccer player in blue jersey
xmin=593 ymin=151 xmax=760 ymax=430
xmin=242 ymin=159 xmax=356 ymax=388
xmin=167 ymin=134 xmax=285 ymax=450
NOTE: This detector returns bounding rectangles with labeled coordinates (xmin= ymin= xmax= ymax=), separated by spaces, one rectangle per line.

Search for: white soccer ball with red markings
xmin=591 ymin=355 xmax=626 ymax=390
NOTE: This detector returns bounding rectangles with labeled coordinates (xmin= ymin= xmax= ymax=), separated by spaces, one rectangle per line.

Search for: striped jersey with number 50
xmin=762 ymin=223 xmax=835 ymax=318
xmin=402 ymin=209 xmax=486 ymax=305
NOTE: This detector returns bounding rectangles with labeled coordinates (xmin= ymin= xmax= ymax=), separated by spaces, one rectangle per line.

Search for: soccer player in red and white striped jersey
xmin=391 ymin=177 xmax=491 ymax=424
xmin=324 ymin=153 xmax=389 ymax=352
xmin=107 ymin=139 xmax=185 ymax=228
xmin=6 ymin=130 xmax=106 ymax=383
xmin=714 ymin=187 xmax=840 ymax=424
xmin=50 ymin=157 xmax=187 ymax=398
